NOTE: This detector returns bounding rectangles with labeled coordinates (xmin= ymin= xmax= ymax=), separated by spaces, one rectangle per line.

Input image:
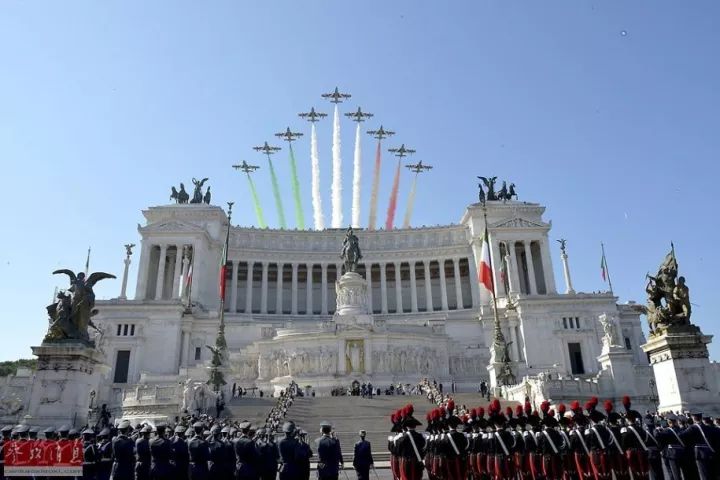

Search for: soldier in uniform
xmin=538 ymin=402 xmax=564 ymax=480
xmin=82 ymin=428 xmax=98 ymax=480
xmin=206 ymin=425 xmax=226 ymax=480
xmin=389 ymin=412 xmax=402 ymax=480
xmin=277 ymin=421 xmax=300 ymax=480
xmin=317 ymin=421 xmax=343 ymax=480
xmin=257 ymin=427 xmax=279 ymax=480
xmin=171 ymin=425 xmax=190 ymax=480
xmin=220 ymin=426 xmax=236 ymax=480
xmin=584 ymin=399 xmax=612 ymax=480
xmin=111 ymin=420 xmax=135 ymax=480
xmin=444 ymin=404 xmax=468 ymax=480
xmin=352 ymin=430 xmax=374 ymax=480
xmin=96 ymin=428 xmax=114 ymax=480
xmin=234 ymin=421 xmax=260 ymax=480
xmin=149 ymin=423 xmax=174 ymax=480
xmin=568 ymin=401 xmax=591 ymax=480
xmin=296 ymin=429 xmax=314 ymax=480
xmin=397 ymin=409 xmax=425 ymax=480
xmin=135 ymin=425 xmax=152 ymax=480
xmin=604 ymin=400 xmax=629 ymax=480
xmin=680 ymin=412 xmax=720 ymax=480
xmin=487 ymin=400 xmax=515 ymax=480
xmin=655 ymin=413 xmax=689 ymax=480
xmin=188 ymin=422 xmax=210 ymax=480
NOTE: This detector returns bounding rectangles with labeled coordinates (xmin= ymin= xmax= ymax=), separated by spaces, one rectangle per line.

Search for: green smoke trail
xmin=288 ymin=144 xmax=305 ymax=229
xmin=246 ymin=174 xmax=266 ymax=228
xmin=267 ymin=158 xmax=287 ymax=228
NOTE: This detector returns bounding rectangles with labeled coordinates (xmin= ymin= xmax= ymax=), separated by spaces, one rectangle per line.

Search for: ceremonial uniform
xmin=257 ymin=430 xmax=279 ymax=480
xmin=233 ymin=427 xmax=260 ymax=480
xmin=149 ymin=426 xmax=174 ymax=480
xmin=82 ymin=429 xmax=99 ymax=480
xmin=188 ymin=425 xmax=210 ymax=480
xmin=135 ymin=430 xmax=151 ymax=480
xmin=398 ymin=428 xmax=425 ymax=480
xmin=680 ymin=418 xmax=720 ymax=480
xmin=584 ymin=401 xmax=612 ymax=480
xmin=297 ymin=433 xmax=314 ymax=480
xmin=538 ymin=409 xmax=564 ymax=480
xmin=655 ymin=421 xmax=689 ymax=480
xmin=171 ymin=427 xmax=190 ymax=480
xmin=96 ymin=430 xmax=114 ymax=480
xmin=110 ymin=426 xmax=135 ymax=480
xmin=207 ymin=428 xmax=227 ymax=480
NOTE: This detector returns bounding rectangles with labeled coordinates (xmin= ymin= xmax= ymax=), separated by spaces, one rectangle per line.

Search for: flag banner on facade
xmin=478 ymin=228 xmax=494 ymax=294
xmin=4 ymin=439 xmax=83 ymax=476
xmin=185 ymin=263 xmax=193 ymax=290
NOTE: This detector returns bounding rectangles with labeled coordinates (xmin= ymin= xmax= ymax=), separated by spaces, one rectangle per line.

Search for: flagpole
xmin=219 ymin=202 xmax=233 ymax=340
xmin=482 ymin=205 xmax=506 ymax=356
xmin=85 ymin=246 xmax=91 ymax=275
xmin=601 ymin=242 xmax=614 ymax=295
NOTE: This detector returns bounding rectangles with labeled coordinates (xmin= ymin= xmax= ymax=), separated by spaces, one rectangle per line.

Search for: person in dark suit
xmin=82 ymin=428 xmax=98 ymax=480
xmin=277 ymin=421 xmax=300 ymax=480
xmin=352 ymin=430 xmax=374 ymax=480
xmin=111 ymin=420 xmax=135 ymax=480
xmin=234 ymin=421 xmax=260 ymax=480
xmin=96 ymin=428 xmax=114 ymax=480
xmin=316 ymin=421 xmax=343 ymax=480
xmin=149 ymin=423 xmax=174 ymax=480
xmin=297 ymin=429 xmax=314 ymax=480
xmin=171 ymin=425 xmax=190 ymax=480
xmin=188 ymin=422 xmax=210 ymax=480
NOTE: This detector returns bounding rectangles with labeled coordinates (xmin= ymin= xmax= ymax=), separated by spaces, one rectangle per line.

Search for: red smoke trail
xmin=385 ymin=159 xmax=401 ymax=230
xmin=368 ymin=140 xmax=382 ymax=230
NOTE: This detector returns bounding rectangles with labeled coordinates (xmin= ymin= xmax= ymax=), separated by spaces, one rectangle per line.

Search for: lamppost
xmin=649 ymin=378 xmax=659 ymax=412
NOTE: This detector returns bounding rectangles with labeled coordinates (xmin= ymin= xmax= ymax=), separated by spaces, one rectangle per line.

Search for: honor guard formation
xmin=388 ymin=394 xmax=720 ymax=480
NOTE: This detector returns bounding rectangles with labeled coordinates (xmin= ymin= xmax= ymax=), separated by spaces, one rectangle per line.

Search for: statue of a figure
xmin=508 ymin=183 xmax=517 ymax=200
xmin=190 ymin=177 xmax=209 ymax=204
xmin=497 ymin=181 xmax=508 ymax=202
xmin=645 ymin=246 xmax=692 ymax=334
xmin=46 ymin=269 xmax=116 ymax=344
xmin=124 ymin=243 xmax=136 ymax=257
xmin=477 ymin=176 xmax=498 ymax=201
xmin=340 ymin=226 xmax=362 ymax=273
xmin=203 ymin=186 xmax=211 ymax=205
xmin=171 ymin=183 xmax=190 ymax=204
xmin=557 ymin=239 xmax=567 ymax=255
xmin=477 ymin=183 xmax=486 ymax=204
xmin=599 ymin=313 xmax=620 ymax=347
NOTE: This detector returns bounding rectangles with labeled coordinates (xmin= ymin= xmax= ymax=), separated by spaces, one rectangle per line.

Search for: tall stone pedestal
xmin=597 ymin=346 xmax=638 ymax=396
xmin=334 ymin=272 xmax=373 ymax=327
xmin=28 ymin=343 xmax=107 ymax=428
xmin=641 ymin=326 xmax=718 ymax=414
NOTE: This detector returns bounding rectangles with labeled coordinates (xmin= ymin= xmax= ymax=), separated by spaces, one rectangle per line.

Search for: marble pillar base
xmin=642 ymin=325 xmax=719 ymax=414
xmin=27 ymin=342 xmax=108 ymax=428
xmin=335 ymin=272 xmax=369 ymax=316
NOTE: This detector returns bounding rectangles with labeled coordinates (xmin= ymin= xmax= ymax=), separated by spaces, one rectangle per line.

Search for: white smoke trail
xmin=311 ymin=123 xmax=325 ymax=230
xmin=351 ymin=122 xmax=362 ymax=228
xmin=331 ymin=104 xmax=343 ymax=228
xmin=402 ymin=173 xmax=419 ymax=229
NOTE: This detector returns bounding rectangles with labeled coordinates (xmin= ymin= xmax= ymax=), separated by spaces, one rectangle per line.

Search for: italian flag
xmin=478 ymin=228 xmax=494 ymax=294
xmin=600 ymin=252 xmax=607 ymax=281
xmin=185 ymin=263 xmax=193 ymax=291
xmin=219 ymin=241 xmax=228 ymax=301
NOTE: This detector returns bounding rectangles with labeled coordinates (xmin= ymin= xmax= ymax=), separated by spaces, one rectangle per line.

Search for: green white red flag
xmin=219 ymin=241 xmax=228 ymax=301
xmin=478 ymin=228 xmax=494 ymax=294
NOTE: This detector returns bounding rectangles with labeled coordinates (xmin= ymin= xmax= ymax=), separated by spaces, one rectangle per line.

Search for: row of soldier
xmin=389 ymin=396 xmax=720 ymax=480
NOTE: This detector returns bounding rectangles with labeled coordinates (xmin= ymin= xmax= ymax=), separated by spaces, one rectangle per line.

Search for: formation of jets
xmin=253 ymin=141 xmax=282 ymax=157
xmin=321 ymin=87 xmax=351 ymax=104
xmin=367 ymin=125 xmax=395 ymax=140
xmin=388 ymin=144 xmax=416 ymax=158
xmin=406 ymin=161 xmax=433 ymax=174
xmin=298 ymin=107 xmax=327 ymax=123
xmin=275 ymin=127 xmax=303 ymax=143
xmin=344 ymin=106 xmax=374 ymax=122
xmin=232 ymin=161 xmax=260 ymax=174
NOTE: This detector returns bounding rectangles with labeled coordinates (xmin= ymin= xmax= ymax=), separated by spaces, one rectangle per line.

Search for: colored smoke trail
xmin=246 ymin=174 xmax=267 ymax=229
xmin=331 ymin=104 xmax=343 ymax=228
xmin=385 ymin=159 xmax=401 ymax=230
xmin=288 ymin=144 xmax=305 ymax=229
xmin=268 ymin=158 xmax=287 ymax=229
xmin=351 ymin=122 xmax=362 ymax=228
xmin=310 ymin=123 xmax=325 ymax=230
xmin=367 ymin=140 xmax=382 ymax=230
xmin=402 ymin=173 xmax=418 ymax=229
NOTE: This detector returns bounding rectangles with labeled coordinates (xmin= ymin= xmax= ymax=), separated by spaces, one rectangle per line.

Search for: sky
xmin=1 ymin=1 xmax=719 ymax=361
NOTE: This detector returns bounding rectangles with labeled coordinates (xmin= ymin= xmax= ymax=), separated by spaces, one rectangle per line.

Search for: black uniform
xmin=655 ymin=426 xmax=689 ymax=480
xmin=97 ymin=437 xmax=114 ymax=480
xmin=83 ymin=439 xmax=98 ymax=480
xmin=171 ymin=435 xmax=190 ymax=480
xmin=149 ymin=435 xmax=174 ymax=480
xmin=188 ymin=434 xmax=210 ymax=480
xmin=277 ymin=435 xmax=301 ymax=480
xmin=352 ymin=438 xmax=374 ymax=480
xmin=234 ymin=435 xmax=260 ymax=480
xmin=135 ymin=436 xmax=151 ymax=480
xmin=317 ymin=435 xmax=343 ymax=480
xmin=110 ymin=434 xmax=135 ymax=480
xmin=207 ymin=435 xmax=227 ymax=480
xmin=257 ymin=437 xmax=279 ymax=480
xmin=680 ymin=423 xmax=720 ymax=480
xmin=296 ymin=438 xmax=313 ymax=480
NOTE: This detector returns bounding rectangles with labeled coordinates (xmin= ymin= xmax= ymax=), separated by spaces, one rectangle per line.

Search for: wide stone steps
xmin=219 ymin=397 xmax=278 ymax=426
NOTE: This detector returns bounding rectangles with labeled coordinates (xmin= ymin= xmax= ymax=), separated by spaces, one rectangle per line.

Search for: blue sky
xmin=1 ymin=1 xmax=719 ymax=361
